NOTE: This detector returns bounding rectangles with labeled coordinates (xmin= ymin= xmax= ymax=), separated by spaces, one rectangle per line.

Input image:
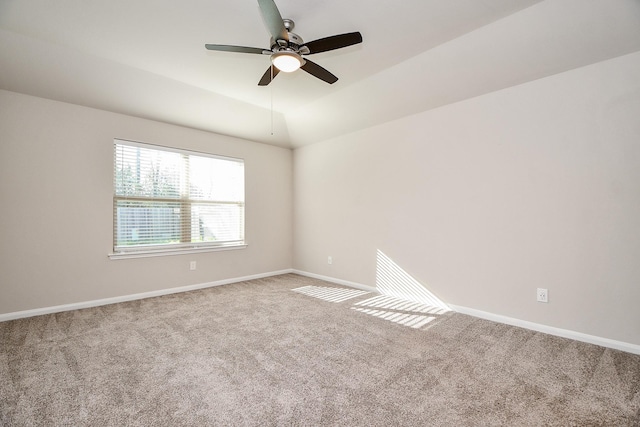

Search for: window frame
xmin=109 ymin=139 xmax=246 ymax=260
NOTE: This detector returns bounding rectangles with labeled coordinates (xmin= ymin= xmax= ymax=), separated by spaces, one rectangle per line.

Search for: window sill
xmin=108 ymin=243 xmax=247 ymax=260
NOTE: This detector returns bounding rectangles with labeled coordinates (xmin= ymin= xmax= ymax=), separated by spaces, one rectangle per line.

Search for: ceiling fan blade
xmin=300 ymin=60 xmax=338 ymax=84
xmin=258 ymin=65 xmax=280 ymax=86
xmin=257 ymin=0 xmax=288 ymax=42
xmin=205 ymin=44 xmax=269 ymax=55
xmin=302 ymin=32 xmax=363 ymax=54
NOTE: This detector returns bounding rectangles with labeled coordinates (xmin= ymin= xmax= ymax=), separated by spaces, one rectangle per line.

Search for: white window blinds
xmin=113 ymin=139 xmax=245 ymax=254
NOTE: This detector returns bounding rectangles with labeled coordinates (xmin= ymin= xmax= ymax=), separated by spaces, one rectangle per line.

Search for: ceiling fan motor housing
xmin=272 ymin=32 xmax=304 ymax=52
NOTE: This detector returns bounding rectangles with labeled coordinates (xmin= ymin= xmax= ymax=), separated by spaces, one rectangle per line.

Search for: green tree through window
xmin=113 ymin=140 xmax=244 ymax=253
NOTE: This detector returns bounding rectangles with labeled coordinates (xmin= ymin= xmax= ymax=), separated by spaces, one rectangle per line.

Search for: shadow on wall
xmin=375 ymin=249 xmax=451 ymax=312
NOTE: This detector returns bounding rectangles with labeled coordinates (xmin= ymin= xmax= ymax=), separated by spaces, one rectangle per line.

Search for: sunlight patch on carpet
xmin=350 ymin=294 xmax=450 ymax=330
xmin=291 ymin=285 xmax=369 ymax=303
xmin=354 ymin=295 xmax=449 ymax=315
xmin=351 ymin=307 xmax=436 ymax=329
xmin=292 ymin=285 xmax=449 ymax=331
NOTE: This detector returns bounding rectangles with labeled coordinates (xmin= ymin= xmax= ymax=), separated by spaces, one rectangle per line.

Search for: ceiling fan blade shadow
xmin=257 ymin=0 xmax=288 ymax=42
xmin=258 ymin=65 xmax=280 ymax=86
xmin=205 ymin=44 xmax=269 ymax=54
xmin=300 ymin=60 xmax=338 ymax=84
xmin=302 ymin=32 xmax=362 ymax=54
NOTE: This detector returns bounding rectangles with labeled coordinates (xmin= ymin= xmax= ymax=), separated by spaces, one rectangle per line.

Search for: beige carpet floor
xmin=1 ymin=273 xmax=639 ymax=426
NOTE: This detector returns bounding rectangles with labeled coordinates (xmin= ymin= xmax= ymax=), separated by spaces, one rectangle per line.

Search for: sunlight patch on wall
xmin=292 ymin=285 xmax=369 ymax=303
xmin=376 ymin=250 xmax=451 ymax=312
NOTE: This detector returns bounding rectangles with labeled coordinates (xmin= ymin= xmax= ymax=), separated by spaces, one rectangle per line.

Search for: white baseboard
xmin=292 ymin=270 xmax=640 ymax=355
xmin=450 ymin=304 xmax=640 ymax=355
xmin=5 ymin=268 xmax=638 ymax=355
xmin=0 ymin=269 xmax=294 ymax=322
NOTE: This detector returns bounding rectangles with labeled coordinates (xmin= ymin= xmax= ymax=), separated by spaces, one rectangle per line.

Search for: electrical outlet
xmin=537 ymin=288 xmax=548 ymax=303
xmin=190 ymin=261 xmax=197 ymax=271
xmin=327 ymin=256 xmax=332 ymax=265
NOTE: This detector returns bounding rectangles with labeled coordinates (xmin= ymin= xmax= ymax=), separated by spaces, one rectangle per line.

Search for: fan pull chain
xmin=270 ymin=66 xmax=274 ymax=136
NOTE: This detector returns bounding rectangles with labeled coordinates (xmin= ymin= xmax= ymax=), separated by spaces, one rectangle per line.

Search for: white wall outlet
xmin=190 ymin=261 xmax=197 ymax=271
xmin=537 ymin=288 xmax=548 ymax=303
xmin=327 ymin=256 xmax=332 ymax=265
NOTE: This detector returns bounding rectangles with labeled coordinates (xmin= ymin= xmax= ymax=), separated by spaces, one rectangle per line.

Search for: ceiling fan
xmin=205 ymin=0 xmax=363 ymax=86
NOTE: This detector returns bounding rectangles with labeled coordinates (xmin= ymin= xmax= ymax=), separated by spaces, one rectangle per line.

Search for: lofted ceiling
xmin=1 ymin=0 xmax=640 ymax=148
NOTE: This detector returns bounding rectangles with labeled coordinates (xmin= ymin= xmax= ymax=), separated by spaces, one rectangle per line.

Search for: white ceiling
xmin=1 ymin=0 xmax=640 ymax=148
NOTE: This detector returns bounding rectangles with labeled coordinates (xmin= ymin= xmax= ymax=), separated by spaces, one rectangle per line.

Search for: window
xmin=112 ymin=139 xmax=245 ymax=257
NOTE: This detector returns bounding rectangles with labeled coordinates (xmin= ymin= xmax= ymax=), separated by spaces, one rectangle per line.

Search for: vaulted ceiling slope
xmin=1 ymin=0 xmax=639 ymax=148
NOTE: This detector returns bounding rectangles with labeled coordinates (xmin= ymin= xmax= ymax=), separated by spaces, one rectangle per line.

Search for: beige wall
xmin=293 ymin=52 xmax=640 ymax=345
xmin=0 ymin=90 xmax=292 ymax=314
xmin=2 ymin=51 xmax=639 ymax=347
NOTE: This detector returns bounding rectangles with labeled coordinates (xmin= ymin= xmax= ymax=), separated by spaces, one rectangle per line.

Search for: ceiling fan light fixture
xmin=271 ymin=51 xmax=303 ymax=72
xmin=205 ymin=0 xmax=362 ymax=85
